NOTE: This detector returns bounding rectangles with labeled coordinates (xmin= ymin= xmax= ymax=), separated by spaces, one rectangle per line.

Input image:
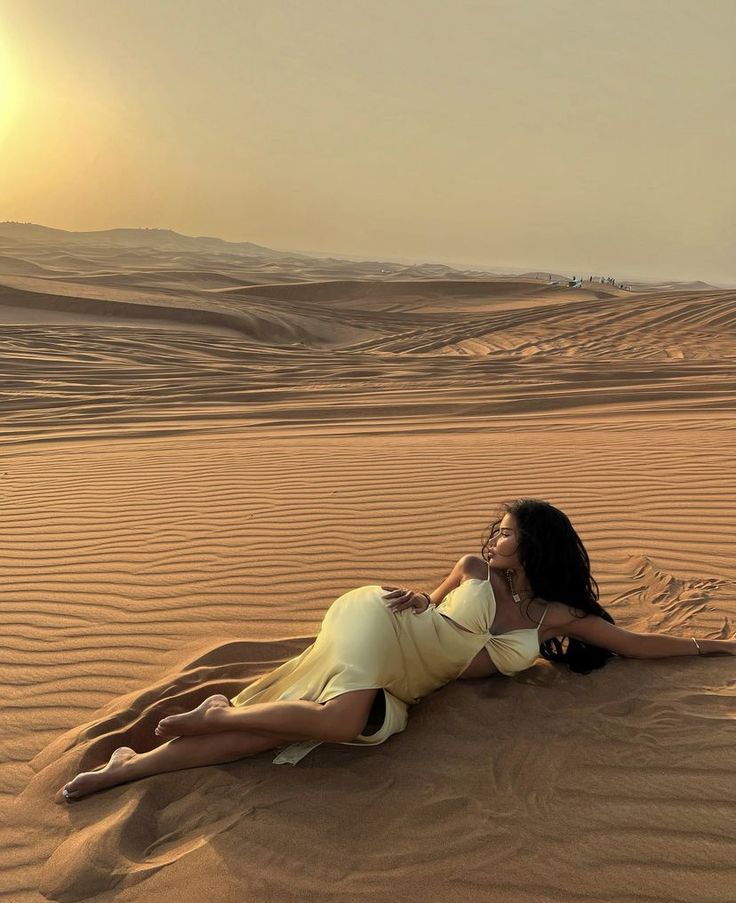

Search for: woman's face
xmin=487 ymin=512 xmax=523 ymax=570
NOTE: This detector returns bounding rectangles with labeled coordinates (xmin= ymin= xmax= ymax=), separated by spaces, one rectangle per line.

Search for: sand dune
xmin=1 ymin=235 xmax=734 ymax=903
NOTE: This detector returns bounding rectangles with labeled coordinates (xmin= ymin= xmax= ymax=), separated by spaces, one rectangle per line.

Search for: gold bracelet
xmin=691 ymin=637 xmax=702 ymax=655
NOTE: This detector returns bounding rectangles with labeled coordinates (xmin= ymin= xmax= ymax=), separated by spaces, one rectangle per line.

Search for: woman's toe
xmin=155 ymin=717 xmax=176 ymax=737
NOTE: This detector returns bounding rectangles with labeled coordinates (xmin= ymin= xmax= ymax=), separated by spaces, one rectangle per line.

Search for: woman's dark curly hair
xmin=481 ymin=498 xmax=615 ymax=675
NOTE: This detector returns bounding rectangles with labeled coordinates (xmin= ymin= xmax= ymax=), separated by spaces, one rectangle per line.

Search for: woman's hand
xmin=381 ymin=585 xmax=431 ymax=614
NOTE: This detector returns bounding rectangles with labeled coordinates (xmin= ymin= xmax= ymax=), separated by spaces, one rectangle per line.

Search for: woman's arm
xmin=562 ymin=614 xmax=736 ymax=658
xmin=426 ymin=554 xmax=476 ymax=605
xmin=382 ymin=554 xmax=472 ymax=613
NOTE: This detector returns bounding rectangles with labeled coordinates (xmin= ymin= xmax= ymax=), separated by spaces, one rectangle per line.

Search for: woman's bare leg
xmin=61 ymin=728 xmax=294 ymax=802
xmin=155 ymin=689 xmax=378 ymax=743
xmin=62 ymin=688 xmax=380 ymax=802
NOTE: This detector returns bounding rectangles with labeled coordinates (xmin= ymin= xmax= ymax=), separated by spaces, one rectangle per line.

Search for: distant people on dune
xmin=587 ymin=275 xmax=631 ymax=289
xmin=547 ymin=274 xmax=633 ymax=289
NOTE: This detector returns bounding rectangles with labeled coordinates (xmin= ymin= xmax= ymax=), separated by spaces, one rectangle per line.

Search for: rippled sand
xmin=1 ymin=234 xmax=734 ymax=903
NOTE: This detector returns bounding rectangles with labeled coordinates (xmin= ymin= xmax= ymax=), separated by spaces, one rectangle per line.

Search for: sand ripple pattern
xmin=0 ymin=245 xmax=734 ymax=903
xmin=2 ymin=281 xmax=736 ymax=445
xmin=2 ymin=430 xmax=734 ymax=903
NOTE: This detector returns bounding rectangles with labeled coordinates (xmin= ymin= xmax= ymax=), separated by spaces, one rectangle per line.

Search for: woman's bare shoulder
xmin=457 ymin=554 xmax=488 ymax=579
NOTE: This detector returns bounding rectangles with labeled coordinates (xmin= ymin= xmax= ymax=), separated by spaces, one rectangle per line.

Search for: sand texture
xmin=1 ymin=234 xmax=734 ymax=903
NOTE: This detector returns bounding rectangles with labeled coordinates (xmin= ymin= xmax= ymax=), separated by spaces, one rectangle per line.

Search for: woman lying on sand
xmin=62 ymin=498 xmax=735 ymax=802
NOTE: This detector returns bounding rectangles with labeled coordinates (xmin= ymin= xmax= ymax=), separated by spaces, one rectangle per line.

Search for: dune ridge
xmin=1 ymin=238 xmax=734 ymax=903
xmin=2 ymin=277 xmax=735 ymax=449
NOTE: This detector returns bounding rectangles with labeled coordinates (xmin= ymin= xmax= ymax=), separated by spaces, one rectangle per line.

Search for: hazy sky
xmin=1 ymin=0 xmax=735 ymax=282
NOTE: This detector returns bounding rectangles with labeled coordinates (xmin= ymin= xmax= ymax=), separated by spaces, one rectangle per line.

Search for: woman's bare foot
xmin=61 ymin=747 xmax=137 ymax=803
xmin=154 ymin=694 xmax=232 ymax=739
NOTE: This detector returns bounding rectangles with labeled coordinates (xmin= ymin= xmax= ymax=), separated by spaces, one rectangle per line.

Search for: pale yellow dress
xmin=230 ymin=561 xmax=549 ymax=764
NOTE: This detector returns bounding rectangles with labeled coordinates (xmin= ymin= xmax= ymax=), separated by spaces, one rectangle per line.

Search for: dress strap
xmin=537 ymin=605 xmax=549 ymax=628
xmin=487 ymin=557 xmax=491 ymax=580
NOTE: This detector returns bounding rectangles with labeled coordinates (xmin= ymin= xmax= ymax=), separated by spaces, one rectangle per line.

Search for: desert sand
xmin=1 ymin=227 xmax=734 ymax=903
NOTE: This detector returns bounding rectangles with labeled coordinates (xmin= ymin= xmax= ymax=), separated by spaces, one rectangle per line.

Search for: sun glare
xmin=0 ymin=31 xmax=20 ymax=141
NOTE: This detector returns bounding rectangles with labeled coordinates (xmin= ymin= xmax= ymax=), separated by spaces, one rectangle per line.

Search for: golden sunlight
xmin=0 ymin=30 xmax=21 ymax=141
